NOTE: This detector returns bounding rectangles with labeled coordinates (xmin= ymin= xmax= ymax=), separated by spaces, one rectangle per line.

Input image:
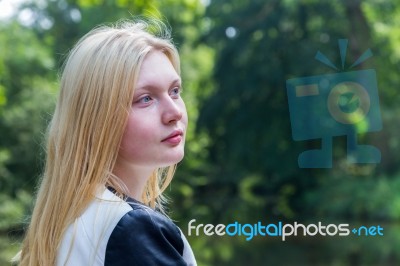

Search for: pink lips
xmin=162 ymin=129 xmax=183 ymax=145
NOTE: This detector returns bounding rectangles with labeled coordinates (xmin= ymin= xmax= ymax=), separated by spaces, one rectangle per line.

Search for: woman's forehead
xmin=135 ymin=51 xmax=180 ymax=89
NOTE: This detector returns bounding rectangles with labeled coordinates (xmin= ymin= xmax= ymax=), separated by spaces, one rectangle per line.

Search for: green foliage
xmin=0 ymin=22 xmax=56 ymax=196
xmin=0 ymin=190 xmax=32 ymax=231
xmin=0 ymin=191 xmax=31 ymax=265
xmin=196 ymin=0 xmax=400 ymax=221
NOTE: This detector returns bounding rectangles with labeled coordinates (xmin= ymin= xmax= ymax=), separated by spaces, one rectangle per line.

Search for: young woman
xmin=17 ymin=19 xmax=196 ymax=265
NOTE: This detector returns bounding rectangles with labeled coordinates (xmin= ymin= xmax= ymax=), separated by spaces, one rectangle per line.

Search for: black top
xmin=104 ymin=197 xmax=188 ymax=266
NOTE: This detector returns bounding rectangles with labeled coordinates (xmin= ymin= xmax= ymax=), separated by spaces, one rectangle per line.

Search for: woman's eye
xmin=170 ymin=87 xmax=181 ymax=98
xmin=139 ymin=96 xmax=152 ymax=104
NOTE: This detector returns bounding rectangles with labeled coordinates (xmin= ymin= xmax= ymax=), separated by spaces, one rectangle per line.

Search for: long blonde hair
xmin=18 ymin=19 xmax=180 ymax=266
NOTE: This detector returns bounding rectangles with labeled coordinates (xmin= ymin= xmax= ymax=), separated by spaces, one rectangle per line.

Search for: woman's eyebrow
xmin=171 ymin=78 xmax=182 ymax=85
xmin=136 ymin=78 xmax=182 ymax=92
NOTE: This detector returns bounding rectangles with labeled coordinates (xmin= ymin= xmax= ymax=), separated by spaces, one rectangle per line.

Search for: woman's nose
xmin=161 ymin=98 xmax=183 ymax=124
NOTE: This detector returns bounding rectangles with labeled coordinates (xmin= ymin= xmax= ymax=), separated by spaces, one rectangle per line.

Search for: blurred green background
xmin=1 ymin=0 xmax=400 ymax=265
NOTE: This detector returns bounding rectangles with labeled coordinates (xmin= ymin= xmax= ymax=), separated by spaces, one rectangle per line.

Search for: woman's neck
xmin=112 ymin=157 xmax=154 ymax=201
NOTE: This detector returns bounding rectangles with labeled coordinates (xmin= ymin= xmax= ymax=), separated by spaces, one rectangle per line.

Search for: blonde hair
xmin=18 ymin=19 xmax=180 ymax=266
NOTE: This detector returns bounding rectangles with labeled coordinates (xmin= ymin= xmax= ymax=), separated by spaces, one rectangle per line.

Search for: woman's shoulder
xmin=57 ymin=188 xmax=195 ymax=266
xmin=105 ymin=211 xmax=187 ymax=265
xmin=99 ymin=188 xmax=181 ymax=236
xmin=111 ymin=199 xmax=183 ymax=245
xmin=123 ymin=197 xmax=180 ymax=233
xmin=104 ymin=191 xmax=190 ymax=265
xmin=57 ymin=188 xmax=134 ymax=265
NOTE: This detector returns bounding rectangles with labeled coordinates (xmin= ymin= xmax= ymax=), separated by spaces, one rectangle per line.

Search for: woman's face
xmin=117 ymin=50 xmax=188 ymax=170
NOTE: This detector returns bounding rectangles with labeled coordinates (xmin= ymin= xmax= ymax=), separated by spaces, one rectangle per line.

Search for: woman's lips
xmin=162 ymin=129 xmax=183 ymax=145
